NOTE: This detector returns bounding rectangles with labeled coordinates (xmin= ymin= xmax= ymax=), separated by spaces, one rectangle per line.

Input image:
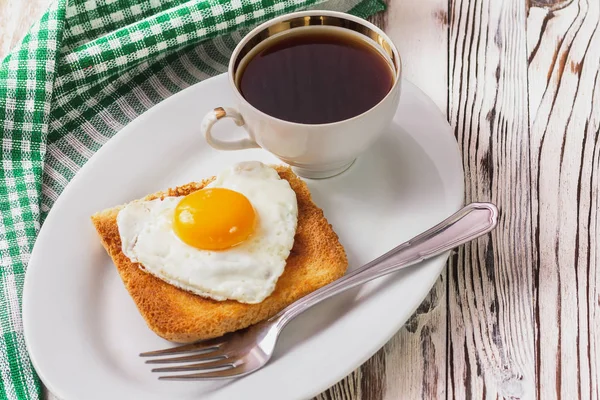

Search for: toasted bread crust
xmin=90 ymin=166 xmax=347 ymax=343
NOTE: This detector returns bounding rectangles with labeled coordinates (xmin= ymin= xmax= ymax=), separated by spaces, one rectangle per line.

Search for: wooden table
xmin=2 ymin=0 xmax=598 ymax=398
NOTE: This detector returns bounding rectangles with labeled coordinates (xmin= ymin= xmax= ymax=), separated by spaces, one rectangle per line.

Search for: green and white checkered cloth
xmin=0 ymin=0 xmax=384 ymax=398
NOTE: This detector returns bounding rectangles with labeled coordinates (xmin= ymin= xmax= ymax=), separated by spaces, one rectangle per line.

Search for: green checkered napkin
xmin=0 ymin=0 xmax=384 ymax=398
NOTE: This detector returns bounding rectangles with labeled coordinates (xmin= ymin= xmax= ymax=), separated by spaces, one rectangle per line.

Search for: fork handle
xmin=273 ymin=202 xmax=499 ymax=329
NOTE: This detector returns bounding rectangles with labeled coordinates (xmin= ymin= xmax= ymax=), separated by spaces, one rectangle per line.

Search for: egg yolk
xmin=173 ymin=188 xmax=256 ymax=250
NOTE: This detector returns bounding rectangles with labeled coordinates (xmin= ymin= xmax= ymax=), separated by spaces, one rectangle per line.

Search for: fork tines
xmin=139 ymin=338 xmax=224 ymax=358
xmin=141 ymin=339 xmax=243 ymax=380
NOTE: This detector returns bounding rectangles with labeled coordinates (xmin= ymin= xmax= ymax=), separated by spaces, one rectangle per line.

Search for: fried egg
xmin=116 ymin=162 xmax=298 ymax=304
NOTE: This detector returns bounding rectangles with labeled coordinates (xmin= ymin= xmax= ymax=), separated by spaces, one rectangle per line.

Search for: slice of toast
xmin=91 ymin=166 xmax=348 ymax=343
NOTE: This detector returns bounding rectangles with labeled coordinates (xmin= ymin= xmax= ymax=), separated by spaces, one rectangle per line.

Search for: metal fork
xmin=141 ymin=202 xmax=498 ymax=381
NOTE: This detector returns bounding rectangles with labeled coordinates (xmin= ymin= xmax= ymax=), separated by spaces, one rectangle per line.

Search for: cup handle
xmin=201 ymin=107 xmax=260 ymax=150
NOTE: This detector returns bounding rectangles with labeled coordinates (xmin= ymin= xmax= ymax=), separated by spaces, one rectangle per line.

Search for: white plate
xmin=23 ymin=75 xmax=463 ymax=400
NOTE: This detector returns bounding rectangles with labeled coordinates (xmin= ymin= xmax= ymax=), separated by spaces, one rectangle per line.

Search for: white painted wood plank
xmin=383 ymin=0 xmax=448 ymax=113
xmin=447 ymin=0 xmax=536 ymax=398
xmin=527 ymin=0 xmax=600 ymax=398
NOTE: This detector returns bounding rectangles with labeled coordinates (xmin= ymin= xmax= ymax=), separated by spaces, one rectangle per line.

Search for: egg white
xmin=116 ymin=162 xmax=298 ymax=304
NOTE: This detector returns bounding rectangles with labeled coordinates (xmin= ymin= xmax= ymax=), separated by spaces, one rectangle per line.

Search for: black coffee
xmin=237 ymin=28 xmax=394 ymax=124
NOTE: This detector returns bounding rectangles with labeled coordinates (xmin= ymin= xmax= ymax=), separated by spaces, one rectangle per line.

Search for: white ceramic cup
xmin=201 ymin=10 xmax=402 ymax=179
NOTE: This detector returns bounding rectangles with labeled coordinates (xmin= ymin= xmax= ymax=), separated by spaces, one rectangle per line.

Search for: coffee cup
xmin=201 ymin=10 xmax=402 ymax=179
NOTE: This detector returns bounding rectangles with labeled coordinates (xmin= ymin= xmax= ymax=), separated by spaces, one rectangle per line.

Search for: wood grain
xmin=447 ymin=0 xmax=536 ymax=399
xmin=527 ymin=0 xmax=600 ymax=398
xmin=529 ymin=0 xmax=575 ymax=12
